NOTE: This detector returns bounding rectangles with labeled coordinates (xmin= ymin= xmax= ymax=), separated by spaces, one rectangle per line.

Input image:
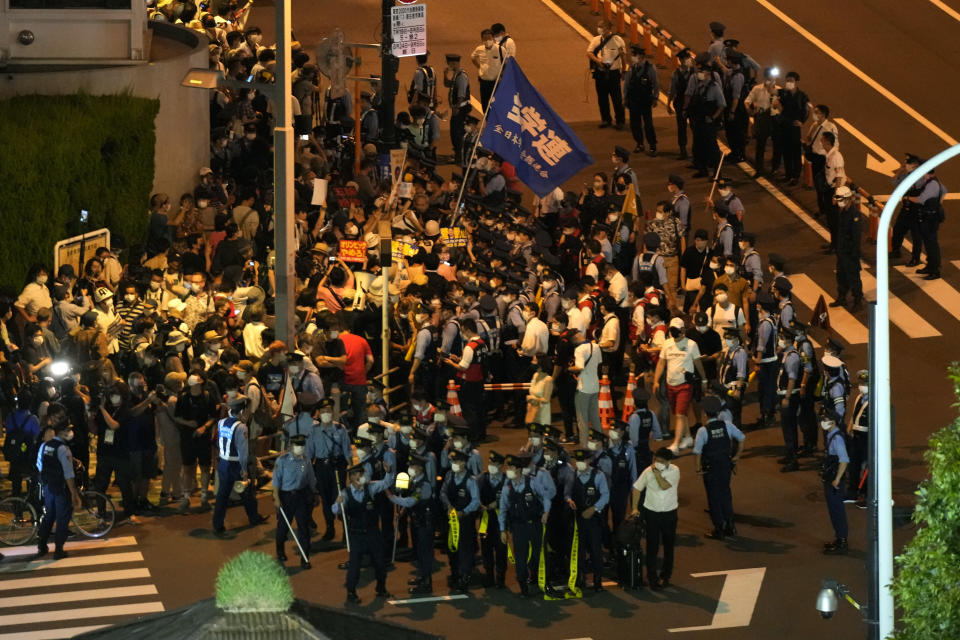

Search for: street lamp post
xmin=272 ymin=0 xmax=295 ymax=345
xmin=872 ymin=142 xmax=960 ymax=640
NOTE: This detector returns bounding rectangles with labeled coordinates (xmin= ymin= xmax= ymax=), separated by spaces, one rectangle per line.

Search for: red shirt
xmin=340 ymin=332 xmax=372 ymax=385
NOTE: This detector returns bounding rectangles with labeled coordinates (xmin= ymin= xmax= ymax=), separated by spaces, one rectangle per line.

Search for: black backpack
xmin=3 ymin=413 xmax=34 ymax=466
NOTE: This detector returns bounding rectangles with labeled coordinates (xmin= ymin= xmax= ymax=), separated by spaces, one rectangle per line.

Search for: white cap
xmin=669 ymin=317 xmax=685 ymax=330
xmin=834 ymin=185 xmax=853 ymax=199
xmin=94 ymin=287 xmax=113 ymax=303
xmin=187 ymin=375 xmax=203 ymax=387
xmin=822 ymin=354 xmax=844 ymax=369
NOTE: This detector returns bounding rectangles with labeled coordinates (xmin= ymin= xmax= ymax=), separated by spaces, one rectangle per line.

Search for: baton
xmin=706 ymin=152 xmax=729 ymax=206
xmin=336 ymin=470 xmax=351 ymax=552
xmin=278 ymin=503 xmax=309 ymax=563
xmin=391 ymin=506 xmax=400 ymax=564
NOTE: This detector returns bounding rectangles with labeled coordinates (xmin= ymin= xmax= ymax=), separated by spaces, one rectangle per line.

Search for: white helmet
xmin=94 ymin=287 xmax=113 ymax=303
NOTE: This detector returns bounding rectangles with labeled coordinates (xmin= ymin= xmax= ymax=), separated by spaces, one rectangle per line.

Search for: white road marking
xmin=539 ymin=0 xmax=594 ymax=40
xmin=754 ymin=0 xmax=957 ymax=145
xmin=0 ymin=601 xmax=164 ymax=627
xmin=0 ymin=552 xmax=144 ymax=574
xmin=859 ymin=271 xmax=941 ymax=338
xmin=0 ymin=536 xmax=138 ymax=558
xmin=0 ymin=584 xmax=158 ymax=609
xmin=834 ymin=118 xmax=899 ymax=176
xmin=952 ymin=259 xmax=960 ymax=271
xmin=0 ymin=568 xmax=152 ymax=591
xmin=388 ymin=594 xmax=470 ymax=605
xmin=0 ymin=625 xmax=109 ymax=640
xmin=929 ymin=0 xmax=960 ymax=23
xmin=895 ymin=266 xmax=960 ymax=323
xmin=791 ymin=274 xmax=869 ymax=344
xmin=668 ymin=567 xmax=766 ymax=632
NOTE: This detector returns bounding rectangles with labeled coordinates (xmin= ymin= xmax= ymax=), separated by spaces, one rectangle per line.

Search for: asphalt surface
xmin=4 ymin=0 xmax=959 ymax=637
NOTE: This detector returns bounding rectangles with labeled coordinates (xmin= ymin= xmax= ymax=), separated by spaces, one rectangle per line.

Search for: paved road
xmin=3 ymin=0 xmax=956 ymax=637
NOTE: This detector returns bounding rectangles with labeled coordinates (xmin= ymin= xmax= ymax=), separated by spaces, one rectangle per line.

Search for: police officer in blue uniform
xmin=820 ymin=409 xmax=849 ymax=554
xmin=386 ymin=453 xmax=435 ymax=594
xmin=623 ymin=45 xmax=659 ymax=155
xmin=444 ymin=53 xmax=472 ymax=163
xmin=773 ymin=277 xmax=794 ymax=330
xmin=212 ymin=394 xmax=266 ymax=536
xmin=541 ymin=437 xmax=574 ymax=582
xmin=627 ymin=387 xmax=658 ymax=471
xmin=820 ymin=354 xmax=849 ymax=420
xmin=752 ymin=292 xmax=779 ymax=427
xmin=308 ymin=398 xmax=350 ymax=540
xmin=790 ymin=321 xmax=820 ymax=455
xmin=685 ymin=53 xmax=726 ymax=178
xmin=499 ymin=453 xmax=551 ymax=596
xmin=718 ymin=327 xmax=748 ymax=427
xmin=273 ymin=433 xmax=316 ymax=568
xmin=520 ymin=423 xmax=546 ymax=467
xmin=363 ymin=423 xmax=397 ymax=564
xmin=667 ymin=49 xmax=694 ymax=159
xmin=829 ymin=186 xmax=864 ymax=310
xmin=597 ymin=421 xmax=638 ymax=539
xmin=440 ymin=449 xmax=481 ymax=591
xmin=566 ymin=448 xmax=610 ymax=592
xmin=334 ymin=463 xmax=395 ymax=603
xmin=478 ymin=451 xmax=508 ymax=588
xmin=35 ymin=423 xmax=81 ymax=559
xmin=776 ymin=327 xmax=803 ymax=472
xmin=846 ymin=370 xmax=869 ymax=507
xmin=694 ymin=396 xmax=745 ymax=540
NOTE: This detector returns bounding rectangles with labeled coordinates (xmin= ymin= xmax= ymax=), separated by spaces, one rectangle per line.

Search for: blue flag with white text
xmin=480 ymin=58 xmax=594 ymax=197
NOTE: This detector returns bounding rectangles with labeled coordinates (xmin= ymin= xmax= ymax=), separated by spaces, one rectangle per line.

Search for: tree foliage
xmin=891 ymin=363 xmax=960 ymax=638
xmin=0 ymin=93 xmax=158 ymax=288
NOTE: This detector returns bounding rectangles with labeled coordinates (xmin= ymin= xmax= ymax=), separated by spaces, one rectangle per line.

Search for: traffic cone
xmin=446 ymin=379 xmax=463 ymax=417
xmin=598 ymin=374 xmax=614 ymax=431
xmin=621 ymin=371 xmax=637 ymax=421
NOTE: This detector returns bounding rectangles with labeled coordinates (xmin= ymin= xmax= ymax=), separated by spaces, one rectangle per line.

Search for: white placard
xmin=390 ymin=3 xmax=427 ymax=58
xmin=311 ymin=178 xmax=328 ymax=206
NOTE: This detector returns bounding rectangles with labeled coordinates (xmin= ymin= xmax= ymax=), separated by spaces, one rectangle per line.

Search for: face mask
xmin=32 ymin=336 xmax=43 ymax=346
xmin=124 ymin=294 xmax=137 ymax=304
xmin=821 ymin=421 xmax=834 ymax=431
xmin=356 ymin=448 xmax=369 ymax=459
xmin=778 ymin=339 xmax=790 ymax=350
xmin=65 ymin=429 xmax=75 ymax=442
xmin=488 ymin=464 xmax=501 ymax=475
xmin=407 ymin=467 xmax=421 ymax=479
xmin=236 ymin=371 xmax=248 ymax=381
xmin=724 ymin=338 xmax=737 ymax=349
xmin=37 ymin=274 xmax=49 ymax=285
xmin=453 ymin=439 xmax=464 ymax=450
xmin=198 ymin=199 xmax=210 ymax=208
xmin=529 ymin=436 xmax=541 ymax=446
xmin=738 ymin=242 xmax=747 ymax=251
xmin=576 ymin=461 xmax=589 ymax=472
xmin=606 ymin=213 xmax=619 ymax=223
xmin=328 ymin=331 xmax=339 ymax=339
xmin=724 ymin=266 xmax=736 ymax=276
xmin=292 ymin=445 xmax=305 ymax=456
xmin=319 ymin=411 xmax=333 ymax=423
xmin=226 ymin=390 xmax=238 ymax=400
xmin=356 ymin=475 xmax=368 ymax=486
xmin=719 ymin=189 xmax=731 ymax=198
xmin=551 ymin=323 xmax=562 ymax=332
xmin=785 ymin=80 xmax=796 ymax=90
xmin=110 ymin=394 xmax=122 ymax=406
xmin=696 ymin=325 xmax=708 ymax=334
xmin=521 ymin=467 xmax=532 ymax=476
xmin=587 ymin=441 xmax=599 ymax=451
xmin=451 ymin=462 xmax=463 ymax=473
xmin=409 ymin=439 xmax=419 ymax=449
xmin=150 ymin=282 xmax=161 ymax=291
xmin=543 ymin=454 xmax=555 ymax=464
xmin=609 ymin=431 xmax=621 ymax=442
xmin=859 ymin=385 xmax=868 ymax=394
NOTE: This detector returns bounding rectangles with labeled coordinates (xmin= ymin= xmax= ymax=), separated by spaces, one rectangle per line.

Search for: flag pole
xmin=451 ymin=59 xmax=509 ymax=226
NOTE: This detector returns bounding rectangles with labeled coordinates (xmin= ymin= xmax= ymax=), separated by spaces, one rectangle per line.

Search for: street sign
xmin=316 ymin=28 xmax=353 ymax=98
xmin=54 ymin=228 xmax=110 ymax=276
xmin=390 ymin=3 xmax=426 ymax=58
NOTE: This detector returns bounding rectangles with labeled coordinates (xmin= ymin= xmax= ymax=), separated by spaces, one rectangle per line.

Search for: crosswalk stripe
xmin=895 ymin=266 xmax=960 ymax=323
xmin=0 ymin=552 xmax=144 ymax=575
xmin=0 ymin=568 xmax=152 ymax=592
xmin=860 ymin=271 xmax=941 ymax=338
xmin=790 ymin=274 xmax=869 ymax=344
xmin=951 ymin=259 xmax=960 ymax=272
xmin=0 ymin=601 xmax=164 ymax=627
xmin=0 ymin=624 xmax=109 ymax=640
xmin=0 ymin=584 xmax=158 ymax=609
xmin=0 ymin=537 xmax=139 ymax=558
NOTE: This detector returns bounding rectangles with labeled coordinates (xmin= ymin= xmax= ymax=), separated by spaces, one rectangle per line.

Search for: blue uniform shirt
xmin=440 ymin=447 xmax=482 ymax=477
xmin=692 ymin=420 xmax=745 ymax=454
xmin=628 ymin=406 xmax=662 ymax=444
xmin=38 ymin=437 xmax=74 ymax=480
xmin=306 ymin=422 xmax=350 ymax=461
xmin=565 ymin=468 xmax=610 ymax=511
xmin=332 ymin=473 xmax=395 ymax=515
xmin=825 ymin=377 xmax=847 ymax=418
xmin=440 ymin=471 xmax=481 ymax=514
xmin=602 ymin=441 xmax=638 ymax=485
xmin=273 ymin=452 xmax=316 ymax=491
xmin=284 ymin=412 xmax=316 ymax=441
xmin=498 ymin=476 xmax=551 ymax=530
xmin=389 ymin=473 xmax=433 ymax=508
xmin=217 ymin=416 xmax=250 ymax=467
xmin=825 ymin=427 xmax=849 ymax=463
xmin=362 ymin=443 xmax=397 ymax=479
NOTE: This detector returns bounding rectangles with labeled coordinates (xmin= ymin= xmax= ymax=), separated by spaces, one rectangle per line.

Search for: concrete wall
xmin=0 ymin=22 xmax=209 ymax=200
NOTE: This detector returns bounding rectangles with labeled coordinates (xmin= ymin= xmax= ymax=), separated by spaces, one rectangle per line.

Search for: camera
xmin=80 ymin=209 xmax=89 ymax=224
xmin=299 ymin=134 xmax=309 ymax=141
xmin=816 ymin=582 xmax=839 ymax=619
xmin=329 ymin=255 xmax=338 ymax=262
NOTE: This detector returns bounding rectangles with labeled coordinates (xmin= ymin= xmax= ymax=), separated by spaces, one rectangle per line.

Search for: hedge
xmin=0 ymin=93 xmax=159 ymax=288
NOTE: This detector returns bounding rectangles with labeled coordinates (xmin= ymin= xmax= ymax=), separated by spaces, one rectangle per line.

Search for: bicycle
xmin=0 ymin=461 xmax=116 ymax=546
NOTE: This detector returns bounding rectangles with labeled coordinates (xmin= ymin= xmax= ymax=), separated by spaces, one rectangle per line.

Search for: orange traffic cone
xmin=446 ymin=379 xmax=463 ymax=417
xmin=621 ymin=371 xmax=637 ymax=421
xmin=598 ymin=374 xmax=614 ymax=431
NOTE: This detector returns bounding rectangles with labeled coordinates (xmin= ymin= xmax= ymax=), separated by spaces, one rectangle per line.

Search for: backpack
xmin=3 ymin=413 xmax=34 ymax=466
xmin=51 ymin=303 xmax=70 ymax=341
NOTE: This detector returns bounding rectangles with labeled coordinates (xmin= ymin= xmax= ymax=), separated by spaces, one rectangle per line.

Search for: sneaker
xmin=855 ymin=496 xmax=867 ymax=510
xmin=680 ymin=436 xmax=694 ymax=449
xmin=842 ymin=497 xmax=857 ymax=504
xmin=176 ymin=498 xmax=190 ymax=513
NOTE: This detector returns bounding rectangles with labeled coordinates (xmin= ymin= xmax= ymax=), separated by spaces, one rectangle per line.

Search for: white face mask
xmin=505 ymin=468 xmax=517 ymax=479
xmin=778 ymin=339 xmax=790 ymax=350
xmin=696 ymin=325 xmax=708 ymax=334
xmin=521 ymin=467 xmax=532 ymax=476
xmin=328 ymin=331 xmax=339 ymax=339
xmin=32 ymin=336 xmax=43 ymax=346
xmin=821 ymin=421 xmax=834 ymax=431
xmin=451 ymin=462 xmax=463 ymax=473
xmin=288 ymin=365 xmax=301 ymax=375
xmin=110 ymin=394 xmax=122 ymax=406
xmin=124 ymin=294 xmax=136 ymax=303
xmin=719 ymin=188 xmax=731 ymax=198
xmin=453 ymin=439 xmax=465 ymax=450
xmin=543 ymin=454 xmax=554 ymax=464
xmin=409 ymin=438 xmax=419 ymax=449
xmin=356 ymin=475 xmax=368 ymax=486
xmin=575 ymin=461 xmax=588 ymax=472
xmin=724 ymin=265 xmax=736 ymax=276
xmin=859 ymin=384 xmax=868 ymax=394
xmin=529 ymin=436 xmax=541 ymax=446
xmin=609 ymin=431 xmax=621 ymax=442
xmin=292 ymin=445 xmax=305 ymax=456
xmin=320 ymin=412 xmax=332 ymax=423
xmin=715 ymin=292 xmax=729 ymax=304
xmin=488 ymin=464 xmax=500 ymax=475
xmin=709 ymin=261 xmax=719 ymax=271
xmin=724 ymin=338 xmax=737 ymax=349
xmin=587 ymin=441 xmax=599 ymax=451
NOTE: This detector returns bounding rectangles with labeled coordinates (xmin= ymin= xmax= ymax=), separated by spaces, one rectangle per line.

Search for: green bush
xmin=890 ymin=363 xmax=960 ymax=638
xmin=0 ymin=92 xmax=159 ymax=288
xmin=215 ymin=550 xmax=294 ymax=613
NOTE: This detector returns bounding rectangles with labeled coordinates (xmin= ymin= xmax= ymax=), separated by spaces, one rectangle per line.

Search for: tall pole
xmin=274 ymin=0 xmax=295 ymax=344
xmin=873 ymin=143 xmax=960 ymax=640
xmin=380 ymin=0 xmax=398 ymax=146
xmin=866 ymin=303 xmax=879 ymax=640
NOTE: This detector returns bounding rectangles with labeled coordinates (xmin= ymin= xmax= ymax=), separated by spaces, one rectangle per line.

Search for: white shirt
xmin=16 ymin=282 xmax=52 ymax=317
xmin=566 ymin=305 xmax=588 ymax=336
xmin=810 ymin=119 xmax=839 ymax=156
xmin=243 ymin=322 xmax=267 ymax=359
xmin=634 ymin=464 xmax=679 ymax=512
xmin=520 ymin=317 xmax=549 ymax=356
xmin=825 ymin=147 xmax=846 ymax=186
xmin=661 ymin=336 xmax=700 ymax=387
xmin=586 ymin=33 xmax=626 ymax=67
xmin=707 ymin=302 xmax=745 ymax=334
xmin=574 ymin=341 xmax=601 ymax=394
xmin=598 ymin=313 xmax=620 ymax=353
xmin=608 ymin=272 xmax=629 ymax=306
xmin=471 ymin=43 xmax=501 ymax=81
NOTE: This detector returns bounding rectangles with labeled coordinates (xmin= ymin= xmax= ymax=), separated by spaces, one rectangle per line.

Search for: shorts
xmin=179 ymin=430 xmax=212 ymax=467
xmin=666 ymin=383 xmax=693 ymax=415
